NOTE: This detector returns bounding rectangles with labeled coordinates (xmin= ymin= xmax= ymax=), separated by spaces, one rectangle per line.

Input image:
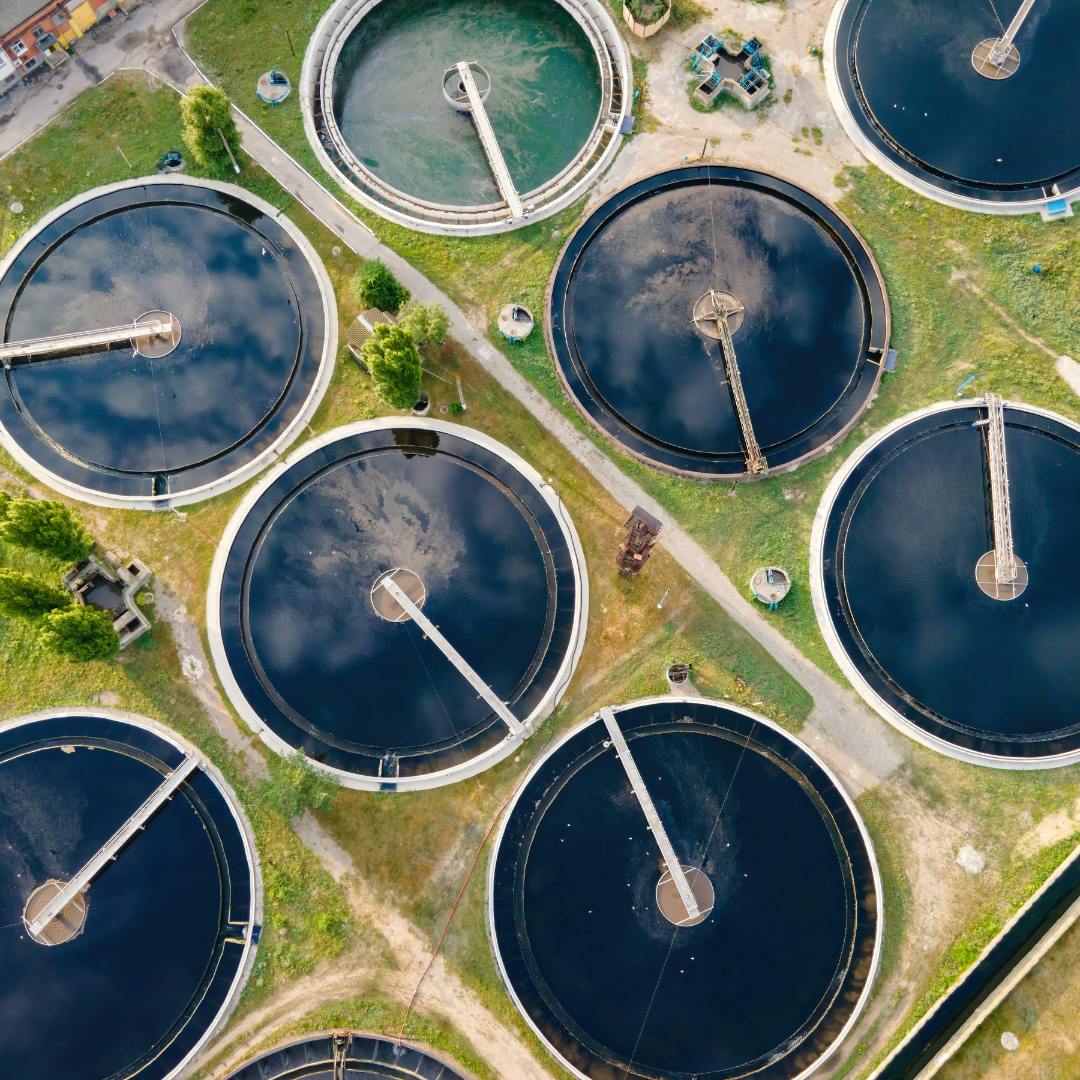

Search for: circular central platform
xmin=655 ymin=864 xmax=714 ymax=927
xmin=132 ymin=310 xmax=182 ymax=358
xmin=0 ymin=710 xmax=258 ymax=1080
xmin=827 ymin=0 xmax=1080 ymax=209
xmin=22 ymin=879 xmax=88 ymax=945
xmin=209 ymin=419 xmax=587 ymax=790
xmin=812 ymin=400 xmax=1080 ymax=767
xmin=692 ymin=289 xmax=745 ymax=338
xmin=303 ymin=0 xmax=630 ymax=234
xmin=547 ymin=167 xmax=889 ymax=479
xmin=369 ymin=567 xmax=427 ymax=622
xmin=0 ymin=178 xmax=335 ymax=508
xmin=489 ymin=698 xmax=881 ymax=1079
xmin=226 ymin=1031 xmax=470 ymax=1079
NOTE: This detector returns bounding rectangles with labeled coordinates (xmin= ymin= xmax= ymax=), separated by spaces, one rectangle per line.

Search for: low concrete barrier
xmin=623 ymin=2 xmax=670 ymax=38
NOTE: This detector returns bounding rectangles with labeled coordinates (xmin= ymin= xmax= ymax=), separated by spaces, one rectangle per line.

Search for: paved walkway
xmin=144 ymin=35 xmax=904 ymax=792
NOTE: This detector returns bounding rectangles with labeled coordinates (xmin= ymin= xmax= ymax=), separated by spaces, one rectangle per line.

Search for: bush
xmin=39 ymin=606 xmax=119 ymax=661
xmin=0 ymin=498 xmax=92 ymax=562
xmin=397 ymin=300 xmax=449 ymax=347
xmin=259 ymin=751 xmax=338 ymax=822
xmin=362 ymin=324 xmax=423 ymax=409
xmin=352 ymin=259 xmax=409 ymax=313
xmin=180 ymin=85 xmax=242 ymax=171
xmin=0 ymin=570 xmax=70 ymax=618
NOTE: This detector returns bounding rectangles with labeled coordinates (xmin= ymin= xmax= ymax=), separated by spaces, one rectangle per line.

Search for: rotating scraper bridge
xmin=302 ymin=0 xmax=631 ymax=233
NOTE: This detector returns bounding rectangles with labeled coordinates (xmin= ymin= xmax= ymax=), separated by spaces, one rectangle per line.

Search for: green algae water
xmin=332 ymin=0 xmax=603 ymax=206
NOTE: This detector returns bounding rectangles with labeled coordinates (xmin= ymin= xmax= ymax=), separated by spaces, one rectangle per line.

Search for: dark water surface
xmin=491 ymin=700 xmax=879 ymax=1079
xmin=0 ymin=714 xmax=252 ymax=1079
xmin=0 ymin=183 xmax=327 ymax=500
xmin=332 ymin=0 xmax=602 ymax=205
xmin=218 ymin=427 xmax=579 ymax=782
xmin=549 ymin=168 xmax=886 ymax=477
xmin=823 ymin=405 xmax=1080 ymax=758
xmin=840 ymin=0 xmax=1080 ymax=196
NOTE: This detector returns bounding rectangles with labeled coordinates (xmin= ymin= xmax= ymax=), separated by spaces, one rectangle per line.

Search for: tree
xmin=180 ymin=86 xmax=242 ymax=171
xmin=39 ymin=606 xmax=119 ymax=662
xmin=0 ymin=498 xmax=92 ymax=562
xmin=0 ymin=570 xmax=70 ymax=618
xmin=397 ymin=300 xmax=449 ymax=347
xmin=352 ymin=259 xmax=409 ymax=313
xmin=362 ymin=324 xmax=423 ymax=409
xmin=259 ymin=751 xmax=338 ymax=822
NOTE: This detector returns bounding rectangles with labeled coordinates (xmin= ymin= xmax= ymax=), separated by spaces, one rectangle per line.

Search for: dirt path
xmin=602 ymin=0 xmax=863 ymax=207
xmin=200 ymin=813 xmax=553 ymax=1079
xmin=152 ymin=595 xmax=554 ymax=1078
xmin=949 ymin=267 xmax=1080 ymax=398
xmin=154 ymin=588 xmax=269 ymax=778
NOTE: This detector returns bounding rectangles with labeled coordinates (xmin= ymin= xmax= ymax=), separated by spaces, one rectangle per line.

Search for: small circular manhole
xmin=370 ymin=567 xmax=427 ymax=622
xmin=975 ymin=551 xmax=1028 ymax=600
xmin=655 ymin=864 xmax=715 ymax=927
xmin=23 ymin=879 xmax=88 ymax=946
xmin=692 ymin=289 xmax=745 ymax=338
xmin=972 ymin=38 xmax=1020 ymax=80
xmin=132 ymin=310 xmax=182 ymax=358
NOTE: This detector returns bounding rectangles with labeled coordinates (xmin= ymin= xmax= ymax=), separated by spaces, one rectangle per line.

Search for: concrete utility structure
xmin=826 ymin=0 xmax=1080 ymax=214
xmin=689 ymin=33 xmax=770 ymax=109
xmin=209 ymin=419 xmax=588 ymax=791
xmin=63 ymin=553 xmax=152 ymax=647
xmin=812 ymin=398 xmax=1080 ymax=767
xmin=0 ymin=177 xmax=336 ymax=509
xmin=750 ymin=566 xmax=791 ymax=610
xmin=301 ymin=0 xmax=632 ymax=234
xmin=489 ymin=698 xmax=882 ymax=1080
xmin=0 ymin=709 xmax=260 ymax=1080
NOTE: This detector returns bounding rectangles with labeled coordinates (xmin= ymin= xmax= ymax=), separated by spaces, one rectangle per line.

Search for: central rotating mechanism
xmin=692 ymin=288 xmax=745 ymax=337
xmin=370 ymin=567 xmax=427 ymax=622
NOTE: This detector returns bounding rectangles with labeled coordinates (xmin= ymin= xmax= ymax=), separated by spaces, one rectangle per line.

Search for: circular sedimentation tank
xmin=489 ymin=697 xmax=881 ymax=1079
xmin=826 ymin=0 xmax=1080 ymax=211
xmin=302 ymin=0 xmax=631 ymax=233
xmin=0 ymin=709 xmax=259 ymax=1080
xmin=0 ymin=178 xmax=335 ymax=509
xmin=226 ymin=1031 xmax=470 ymax=1079
xmin=812 ymin=399 xmax=1080 ymax=767
xmin=209 ymin=419 xmax=587 ymax=790
xmin=547 ymin=166 xmax=889 ymax=479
